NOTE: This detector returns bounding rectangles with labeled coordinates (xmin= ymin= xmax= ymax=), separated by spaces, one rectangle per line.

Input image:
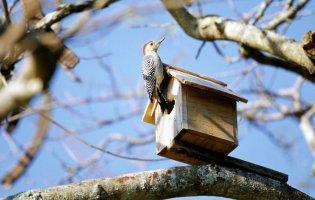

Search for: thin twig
xmin=196 ymin=0 xmax=203 ymax=17
xmin=1 ymin=93 xmax=52 ymax=188
xmin=59 ymin=132 xmax=156 ymax=182
xmin=195 ymin=41 xmax=206 ymax=59
xmin=9 ymin=0 xmax=19 ymax=12
xmin=264 ymin=0 xmax=310 ymax=30
xmin=26 ymin=106 xmax=164 ymax=162
xmin=250 ymin=0 xmax=273 ymax=25
xmin=2 ymin=0 xmax=11 ymax=24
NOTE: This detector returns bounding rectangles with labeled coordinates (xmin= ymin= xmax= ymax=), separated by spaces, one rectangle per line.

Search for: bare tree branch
xmin=8 ymin=0 xmax=19 ymax=13
xmin=195 ymin=40 xmax=206 ymax=59
xmin=1 ymin=92 xmax=52 ymax=188
xmin=21 ymin=0 xmax=79 ymax=69
xmin=249 ymin=0 xmax=273 ymax=25
xmin=27 ymin=106 xmax=163 ymax=162
xmin=301 ymin=31 xmax=315 ymax=60
xmin=299 ymin=105 xmax=315 ymax=171
xmin=0 ymin=32 xmax=61 ymax=122
xmin=58 ymin=132 xmax=155 ymax=183
xmin=4 ymin=164 xmax=312 ymax=200
xmin=161 ymin=0 xmax=315 ymax=79
xmin=264 ymin=0 xmax=310 ymax=30
xmin=2 ymin=0 xmax=11 ymax=24
xmin=34 ymin=0 xmax=120 ymax=30
xmin=239 ymin=76 xmax=309 ymax=122
xmin=240 ymin=45 xmax=315 ymax=83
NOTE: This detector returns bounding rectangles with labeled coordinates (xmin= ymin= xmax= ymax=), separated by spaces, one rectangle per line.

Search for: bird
xmin=142 ymin=37 xmax=173 ymax=114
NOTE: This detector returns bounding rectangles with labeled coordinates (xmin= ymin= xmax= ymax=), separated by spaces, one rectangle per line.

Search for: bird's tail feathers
xmin=157 ymin=89 xmax=174 ymax=114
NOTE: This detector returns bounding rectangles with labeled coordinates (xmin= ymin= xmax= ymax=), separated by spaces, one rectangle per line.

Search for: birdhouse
xmin=142 ymin=65 xmax=247 ymax=165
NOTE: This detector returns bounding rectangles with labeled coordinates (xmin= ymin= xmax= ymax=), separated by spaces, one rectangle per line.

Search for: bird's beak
xmin=157 ymin=37 xmax=165 ymax=45
xmin=155 ymin=37 xmax=165 ymax=51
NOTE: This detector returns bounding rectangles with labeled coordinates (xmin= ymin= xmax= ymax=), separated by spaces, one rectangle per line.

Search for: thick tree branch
xmin=240 ymin=45 xmax=315 ymax=83
xmin=161 ymin=0 xmax=315 ymax=78
xmin=4 ymin=164 xmax=312 ymax=200
xmin=0 ymin=32 xmax=61 ymax=121
xmin=21 ymin=0 xmax=79 ymax=69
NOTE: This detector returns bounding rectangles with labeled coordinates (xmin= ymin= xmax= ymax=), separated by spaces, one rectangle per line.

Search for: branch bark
xmin=21 ymin=0 xmax=79 ymax=69
xmin=0 ymin=32 xmax=61 ymax=121
xmin=4 ymin=164 xmax=312 ymax=200
xmin=161 ymin=0 xmax=315 ymax=80
xmin=34 ymin=0 xmax=120 ymax=30
xmin=240 ymin=45 xmax=315 ymax=83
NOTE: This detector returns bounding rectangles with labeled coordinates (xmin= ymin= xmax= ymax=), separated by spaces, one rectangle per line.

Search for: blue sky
xmin=0 ymin=0 xmax=315 ymax=198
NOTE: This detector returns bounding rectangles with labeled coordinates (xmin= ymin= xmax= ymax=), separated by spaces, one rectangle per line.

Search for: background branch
xmin=264 ymin=0 xmax=310 ymax=30
xmin=34 ymin=0 xmax=120 ymax=30
xmin=161 ymin=0 xmax=315 ymax=78
xmin=0 ymin=32 xmax=60 ymax=122
xmin=249 ymin=0 xmax=273 ymax=25
xmin=2 ymin=0 xmax=11 ymax=24
xmin=1 ymin=93 xmax=52 ymax=188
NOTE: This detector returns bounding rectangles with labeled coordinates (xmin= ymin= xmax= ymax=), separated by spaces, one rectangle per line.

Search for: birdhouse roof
xmin=164 ymin=64 xmax=248 ymax=103
xmin=142 ymin=65 xmax=248 ymax=125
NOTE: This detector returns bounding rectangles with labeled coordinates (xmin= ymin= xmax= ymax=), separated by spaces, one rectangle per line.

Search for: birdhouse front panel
xmin=155 ymin=77 xmax=183 ymax=154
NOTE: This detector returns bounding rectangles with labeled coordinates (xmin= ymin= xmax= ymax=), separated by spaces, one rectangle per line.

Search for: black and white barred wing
xmin=142 ymin=54 xmax=156 ymax=102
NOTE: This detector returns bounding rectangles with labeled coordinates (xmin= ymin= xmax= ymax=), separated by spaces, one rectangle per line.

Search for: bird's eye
xmin=150 ymin=43 xmax=153 ymax=46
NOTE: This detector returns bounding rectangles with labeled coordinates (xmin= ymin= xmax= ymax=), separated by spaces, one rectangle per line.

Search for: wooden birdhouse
xmin=142 ymin=65 xmax=247 ymax=165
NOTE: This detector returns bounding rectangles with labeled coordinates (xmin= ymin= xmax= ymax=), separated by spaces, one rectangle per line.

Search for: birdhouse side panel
xmin=185 ymin=86 xmax=237 ymax=141
xmin=179 ymin=86 xmax=238 ymax=153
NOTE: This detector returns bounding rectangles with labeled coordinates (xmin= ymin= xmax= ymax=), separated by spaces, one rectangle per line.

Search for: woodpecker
xmin=142 ymin=37 xmax=172 ymax=114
